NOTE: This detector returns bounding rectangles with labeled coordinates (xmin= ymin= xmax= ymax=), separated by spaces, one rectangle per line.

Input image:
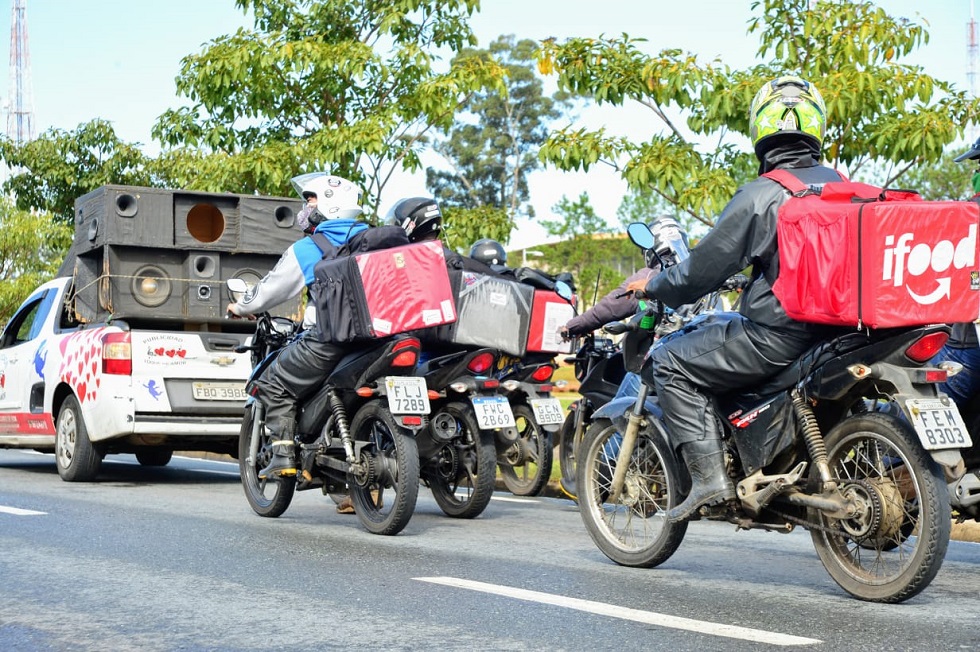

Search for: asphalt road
xmin=1 ymin=449 xmax=978 ymax=652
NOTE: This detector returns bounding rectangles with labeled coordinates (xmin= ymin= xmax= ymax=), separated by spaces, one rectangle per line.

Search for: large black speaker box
xmin=73 ymin=246 xmax=303 ymax=324
xmin=72 ymin=185 xmax=305 ymax=254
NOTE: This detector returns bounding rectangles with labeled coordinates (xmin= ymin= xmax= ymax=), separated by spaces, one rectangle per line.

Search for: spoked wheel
xmin=238 ymin=403 xmax=295 ymax=517
xmin=558 ymin=408 xmax=586 ymax=499
xmin=348 ymin=401 xmax=420 ymax=535
xmin=426 ymin=402 xmax=497 ymax=519
xmin=577 ymin=418 xmax=687 ymax=567
xmin=499 ymin=404 xmax=553 ymax=496
xmin=810 ymin=413 xmax=950 ymax=603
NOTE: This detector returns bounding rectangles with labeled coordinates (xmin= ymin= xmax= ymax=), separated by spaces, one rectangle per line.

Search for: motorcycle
xmin=415 ymin=346 xmax=502 ymax=518
xmin=574 ymin=223 xmax=972 ymax=603
xmin=228 ymin=279 xmax=425 ymax=536
xmin=948 ymin=385 xmax=980 ymax=521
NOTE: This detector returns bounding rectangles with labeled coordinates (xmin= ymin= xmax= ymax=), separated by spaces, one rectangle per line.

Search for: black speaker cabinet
xmin=73 ymin=246 xmax=304 ymax=324
xmin=239 ymin=195 xmax=305 ymax=253
xmin=73 ymin=186 xmax=175 ymax=254
xmin=174 ymin=191 xmax=241 ymax=251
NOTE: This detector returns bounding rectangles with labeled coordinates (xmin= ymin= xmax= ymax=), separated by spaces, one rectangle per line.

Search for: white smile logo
xmin=882 ymin=224 xmax=977 ymax=305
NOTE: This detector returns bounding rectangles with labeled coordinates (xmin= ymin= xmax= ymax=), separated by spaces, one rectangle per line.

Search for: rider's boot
xmin=667 ymin=437 xmax=735 ymax=522
xmin=259 ymin=416 xmax=297 ymax=479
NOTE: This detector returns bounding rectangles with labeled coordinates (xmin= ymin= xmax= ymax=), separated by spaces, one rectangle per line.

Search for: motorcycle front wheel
xmin=426 ymin=401 xmax=497 ymax=519
xmin=499 ymin=404 xmax=553 ymax=496
xmin=238 ymin=402 xmax=295 ymax=517
xmin=810 ymin=412 xmax=950 ymax=603
xmin=577 ymin=417 xmax=687 ymax=567
xmin=348 ymin=401 xmax=420 ymax=535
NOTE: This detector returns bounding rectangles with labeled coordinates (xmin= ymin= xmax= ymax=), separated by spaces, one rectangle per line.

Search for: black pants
xmin=254 ymin=330 xmax=348 ymax=436
xmin=644 ymin=314 xmax=815 ymax=449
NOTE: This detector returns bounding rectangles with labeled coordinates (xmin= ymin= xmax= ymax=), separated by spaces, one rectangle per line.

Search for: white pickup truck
xmin=0 ymin=275 xmax=255 ymax=481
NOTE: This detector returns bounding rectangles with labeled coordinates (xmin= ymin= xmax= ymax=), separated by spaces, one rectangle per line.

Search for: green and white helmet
xmin=749 ymin=75 xmax=826 ymax=157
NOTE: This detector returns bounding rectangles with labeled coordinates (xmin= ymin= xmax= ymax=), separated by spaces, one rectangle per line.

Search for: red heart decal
xmin=154 ymin=348 xmax=165 ymax=356
xmin=177 ymin=349 xmax=186 ymax=358
xmin=0 ymin=374 xmax=5 ymax=388
xmin=77 ymin=361 xmax=83 ymax=374
xmin=77 ymin=382 xmax=87 ymax=403
xmin=166 ymin=349 xmax=175 ymax=357
xmin=91 ymin=361 xmax=98 ymax=376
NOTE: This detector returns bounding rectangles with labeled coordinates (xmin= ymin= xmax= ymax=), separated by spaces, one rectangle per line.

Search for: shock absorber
xmin=791 ymin=389 xmax=836 ymax=491
xmin=329 ymin=390 xmax=355 ymax=463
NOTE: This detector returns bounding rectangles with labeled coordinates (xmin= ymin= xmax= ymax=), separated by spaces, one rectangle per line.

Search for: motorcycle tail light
xmin=391 ymin=338 xmax=420 ymax=368
xmin=102 ymin=332 xmax=132 ymax=375
xmin=530 ymin=365 xmax=555 ymax=382
xmin=467 ymin=352 xmax=495 ymax=374
xmin=925 ymin=370 xmax=948 ymax=383
xmin=481 ymin=379 xmax=500 ymax=390
xmin=401 ymin=416 xmax=423 ymax=427
xmin=905 ymin=332 xmax=949 ymax=363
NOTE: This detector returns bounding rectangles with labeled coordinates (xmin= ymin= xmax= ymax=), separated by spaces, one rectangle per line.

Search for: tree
xmin=152 ymin=0 xmax=505 ymax=216
xmin=614 ymin=188 xmax=706 ymax=239
xmin=536 ymin=0 xmax=980 ymax=229
xmin=427 ymin=35 xmax=570 ymax=217
xmin=0 ymin=199 xmax=73 ymax=324
xmin=0 ymin=119 xmax=154 ymax=223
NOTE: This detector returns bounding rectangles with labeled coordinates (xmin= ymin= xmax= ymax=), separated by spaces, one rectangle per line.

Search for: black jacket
xmin=645 ymin=142 xmax=843 ymax=336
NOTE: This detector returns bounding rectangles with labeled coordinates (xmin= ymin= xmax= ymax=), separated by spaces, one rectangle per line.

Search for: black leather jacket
xmin=645 ymin=142 xmax=843 ymax=337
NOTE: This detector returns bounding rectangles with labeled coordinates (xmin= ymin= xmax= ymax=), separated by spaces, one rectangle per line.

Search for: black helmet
xmin=470 ymin=239 xmax=507 ymax=266
xmin=386 ymin=197 xmax=442 ymax=242
xmin=954 ymin=137 xmax=980 ymax=163
xmin=645 ymin=216 xmax=690 ymax=268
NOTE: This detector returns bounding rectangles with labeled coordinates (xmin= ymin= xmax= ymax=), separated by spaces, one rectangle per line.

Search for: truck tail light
xmin=102 ymin=332 xmax=132 ymax=375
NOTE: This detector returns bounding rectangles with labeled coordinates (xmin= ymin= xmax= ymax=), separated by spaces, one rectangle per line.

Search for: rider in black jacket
xmin=633 ymin=75 xmax=844 ymax=522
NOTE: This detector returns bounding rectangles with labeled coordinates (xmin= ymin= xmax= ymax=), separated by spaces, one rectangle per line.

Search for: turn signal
xmin=102 ymin=332 xmax=132 ymax=375
xmin=905 ymin=332 xmax=949 ymax=363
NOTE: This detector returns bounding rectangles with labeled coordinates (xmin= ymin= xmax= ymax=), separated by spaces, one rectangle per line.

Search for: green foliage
xmin=440 ymin=205 xmax=514 ymax=252
xmin=152 ymin=0 xmax=505 ymax=213
xmin=537 ymin=1 xmax=980 ymax=227
xmin=541 ymin=192 xmax=610 ymax=238
xmin=0 ymin=119 xmax=155 ymax=223
xmin=426 ymin=35 xmax=571 ymax=220
xmin=0 ymin=199 xmax=73 ymax=324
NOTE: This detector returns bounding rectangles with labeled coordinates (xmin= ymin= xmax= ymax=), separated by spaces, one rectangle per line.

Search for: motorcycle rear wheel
xmin=558 ymin=407 xmax=585 ymax=499
xmin=427 ymin=402 xmax=497 ymax=519
xmin=238 ymin=403 xmax=295 ymax=517
xmin=810 ymin=412 xmax=950 ymax=603
xmin=577 ymin=417 xmax=687 ymax=567
xmin=348 ymin=401 xmax=420 ymax=535
xmin=499 ymin=404 xmax=553 ymax=496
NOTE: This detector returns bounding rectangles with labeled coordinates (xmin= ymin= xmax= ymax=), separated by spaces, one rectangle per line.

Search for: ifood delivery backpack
xmin=763 ymin=169 xmax=980 ymax=329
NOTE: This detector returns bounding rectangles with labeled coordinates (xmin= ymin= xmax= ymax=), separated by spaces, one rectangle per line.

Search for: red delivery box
xmin=527 ymin=289 xmax=576 ymax=353
xmin=767 ymin=173 xmax=980 ymax=329
xmin=312 ymin=241 xmax=456 ymax=342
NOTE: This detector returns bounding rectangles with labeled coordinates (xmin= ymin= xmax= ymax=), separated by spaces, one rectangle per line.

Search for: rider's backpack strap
xmin=309 ymin=232 xmax=338 ymax=259
xmin=762 ymin=169 xmax=809 ymax=195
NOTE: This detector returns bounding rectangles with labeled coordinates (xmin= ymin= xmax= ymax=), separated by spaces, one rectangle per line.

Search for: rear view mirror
xmin=627 ymin=222 xmax=655 ymax=250
xmin=554 ymin=280 xmax=573 ymax=301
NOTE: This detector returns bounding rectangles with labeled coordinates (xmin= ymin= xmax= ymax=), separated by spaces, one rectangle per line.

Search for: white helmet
xmin=290 ymin=172 xmax=364 ymax=223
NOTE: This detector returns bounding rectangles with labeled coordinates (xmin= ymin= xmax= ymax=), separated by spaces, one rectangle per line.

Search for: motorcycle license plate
xmin=905 ymin=398 xmax=973 ymax=450
xmin=385 ymin=376 xmax=430 ymax=415
xmin=471 ymin=396 xmax=516 ymax=430
xmin=192 ymin=381 xmax=247 ymax=401
xmin=530 ymin=398 xmax=564 ymax=425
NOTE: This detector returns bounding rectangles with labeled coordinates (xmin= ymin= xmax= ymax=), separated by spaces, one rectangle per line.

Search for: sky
xmin=0 ymin=0 xmax=973 ymax=250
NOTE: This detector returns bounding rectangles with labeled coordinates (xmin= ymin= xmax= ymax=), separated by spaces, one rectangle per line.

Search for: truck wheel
xmin=55 ymin=395 xmax=102 ymax=482
xmin=135 ymin=449 xmax=173 ymax=467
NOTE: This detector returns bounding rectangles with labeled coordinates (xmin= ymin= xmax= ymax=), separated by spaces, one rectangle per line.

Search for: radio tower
xmin=7 ymin=0 xmax=34 ymax=144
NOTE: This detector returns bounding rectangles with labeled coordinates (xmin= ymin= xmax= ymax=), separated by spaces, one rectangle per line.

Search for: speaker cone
xmin=131 ymin=265 xmax=172 ymax=307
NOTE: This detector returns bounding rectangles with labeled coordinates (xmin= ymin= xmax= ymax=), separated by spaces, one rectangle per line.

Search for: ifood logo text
xmin=882 ymin=225 xmax=977 ymax=305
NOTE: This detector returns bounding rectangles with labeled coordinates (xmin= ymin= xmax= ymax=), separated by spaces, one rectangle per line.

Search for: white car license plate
xmin=905 ymin=398 xmax=973 ymax=450
xmin=471 ymin=396 xmax=516 ymax=430
xmin=192 ymin=381 xmax=247 ymax=401
xmin=530 ymin=398 xmax=564 ymax=425
xmin=385 ymin=376 xmax=430 ymax=415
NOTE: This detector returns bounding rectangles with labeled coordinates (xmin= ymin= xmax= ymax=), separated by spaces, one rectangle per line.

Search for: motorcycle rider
xmin=629 ymin=75 xmax=843 ymax=522
xmin=929 ymin=138 xmax=980 ymax=408
xmin=227 ymin=173 xmax=367 ymax=478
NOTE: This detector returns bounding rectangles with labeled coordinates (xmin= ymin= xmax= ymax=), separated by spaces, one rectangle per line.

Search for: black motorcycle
xmin=416 ymin=346 xmax=501 ymax=518
xmin=574 ymin=223 xmax=972 ymax=603
xmin=228 ymin=279 xmax=424 ymax=536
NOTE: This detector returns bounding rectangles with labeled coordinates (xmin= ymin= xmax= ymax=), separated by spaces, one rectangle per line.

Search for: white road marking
xmin=489 ymin=495 xmax=539 ymax=503
xmin=0 ymin=505 xmax=47 ymax=516
xmin=414 ymin=576 xmax=822 ymax=647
